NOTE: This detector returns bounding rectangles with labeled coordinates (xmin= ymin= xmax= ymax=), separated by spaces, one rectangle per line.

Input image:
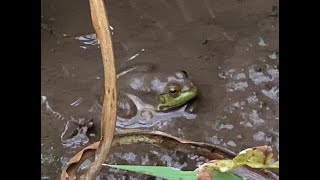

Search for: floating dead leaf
xmin=61 ymin=142 xmax=99 ymax=180
xmin=61 ymin=131 xmax=278 ymax=180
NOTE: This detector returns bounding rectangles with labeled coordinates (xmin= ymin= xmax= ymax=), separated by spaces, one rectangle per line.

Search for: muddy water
xmin=41 ymin=0 xmax=279 ymax=179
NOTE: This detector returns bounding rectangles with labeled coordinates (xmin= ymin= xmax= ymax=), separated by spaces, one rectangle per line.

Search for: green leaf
xmin=211 ymin=170 xmax=243 ymax=180
xmin=106 ymin=165 xmax=197 ymax=180
xmin=106 ymin=164 xmax=243 ymax=180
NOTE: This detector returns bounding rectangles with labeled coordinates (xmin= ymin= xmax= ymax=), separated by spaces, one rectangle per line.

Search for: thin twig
xmin=81 ymin=0 xmax=117 ymax=179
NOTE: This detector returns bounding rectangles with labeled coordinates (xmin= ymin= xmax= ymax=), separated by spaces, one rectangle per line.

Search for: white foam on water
xmin=262 ymin=86 xmax=279 ymax=101
xmin=227 ymin=140 xmax=237 ymax=147
xmin=258 ymin=37 xmax=267 ymax=46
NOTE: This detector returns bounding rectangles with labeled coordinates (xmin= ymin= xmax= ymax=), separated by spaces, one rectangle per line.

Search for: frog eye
xmin=167 ymin=85 xmax=180 ymax=98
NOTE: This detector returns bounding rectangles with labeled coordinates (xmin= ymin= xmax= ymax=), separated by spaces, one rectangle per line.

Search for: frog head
xmin=156 ymin=71 xmax=198 ymax=111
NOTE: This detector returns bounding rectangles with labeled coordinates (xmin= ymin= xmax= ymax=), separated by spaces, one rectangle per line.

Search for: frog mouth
xmin=156 ymin=103 xmax=185 ymax=112
xmin=156 ymin=96 xmax=199 ymax=112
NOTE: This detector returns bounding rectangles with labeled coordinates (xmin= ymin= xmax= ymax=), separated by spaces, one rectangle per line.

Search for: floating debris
xmin=227 ymin=140 xmax=237 ymax=147
xmin=253 ymin=131 xmax=272 ymax=142
xmin=268 ymin=52 xmax=277 ymax=60
xmin=128 ymin=53 xmax=140 ymax=61
xmin=262 ymin=86 xmax=279 ymax=101
xmin=41 ymin=96 xmax=64 ymax=120
xmin=70 ymin=97 xmax=83 ymax=107
xmin=226 ymin=81 xmax=248 ymax=92
xmin=258 ymin=37 xmax=267 ymax=46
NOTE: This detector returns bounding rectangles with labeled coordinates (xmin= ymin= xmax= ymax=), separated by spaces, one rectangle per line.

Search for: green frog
xmin=98 ymin=63 xmax=199 ymax=128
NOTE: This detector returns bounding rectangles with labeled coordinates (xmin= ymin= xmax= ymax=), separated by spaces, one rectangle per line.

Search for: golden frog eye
xmin=167 ymin=84 xmax=180 ymax=98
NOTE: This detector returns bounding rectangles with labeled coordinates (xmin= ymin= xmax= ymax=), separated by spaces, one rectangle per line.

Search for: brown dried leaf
xmin=61 ymin=131 xmax=278 ymax=179
xmin=60 ymin=142 xmax=99 ymax=180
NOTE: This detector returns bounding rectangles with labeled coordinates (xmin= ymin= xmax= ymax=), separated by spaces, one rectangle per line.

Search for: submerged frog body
xmin=99 ymin=63 xmax=198 ymax=128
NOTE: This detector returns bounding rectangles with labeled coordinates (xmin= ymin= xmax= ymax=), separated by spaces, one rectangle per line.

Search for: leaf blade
xmin=106 ymin=164 xmax=243 ymax=180
xmin=106 ymin=165 xmax=197 ymax=180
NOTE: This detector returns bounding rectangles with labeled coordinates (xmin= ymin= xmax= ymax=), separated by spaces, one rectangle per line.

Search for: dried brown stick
xmin=81 ymin=0 xmax=117 ymax=179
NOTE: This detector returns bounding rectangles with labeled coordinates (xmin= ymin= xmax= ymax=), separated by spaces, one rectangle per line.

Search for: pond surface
xmin=41 ymin=0 xmax=279 ymax=179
